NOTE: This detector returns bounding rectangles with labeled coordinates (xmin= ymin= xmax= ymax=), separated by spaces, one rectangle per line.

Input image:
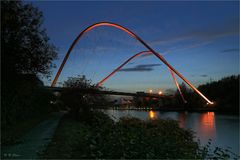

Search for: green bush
xmin=44 ymin=111 xmax=201 ymax=159
xmin=73 ymin=115 xmax=199 ymax=159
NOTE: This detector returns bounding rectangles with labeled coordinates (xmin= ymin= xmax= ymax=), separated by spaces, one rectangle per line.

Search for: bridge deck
xmin=44 ymin=86 xmax=172 ymax=99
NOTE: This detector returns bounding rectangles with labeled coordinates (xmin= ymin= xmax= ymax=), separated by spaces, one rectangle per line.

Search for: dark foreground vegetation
xmin=2 ymin=1 xmax=57 ymax=145
xmin=42 ymin=111 xmax=237 ymax=159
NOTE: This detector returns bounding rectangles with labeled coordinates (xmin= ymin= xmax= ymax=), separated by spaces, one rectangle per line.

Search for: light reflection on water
xmin=198 ymin=112 xmax=216 ymax=139
xmin=104 ymin=109 xmax=239 ymax=155
xmin=149 ymin=110 xmax=157 ymax=120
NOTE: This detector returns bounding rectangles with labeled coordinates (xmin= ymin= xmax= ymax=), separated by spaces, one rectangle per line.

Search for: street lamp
xmin=149 ymin=89 xmax=153 ymax=93
xmin=158 ymin=91 xmax=163 ymax=95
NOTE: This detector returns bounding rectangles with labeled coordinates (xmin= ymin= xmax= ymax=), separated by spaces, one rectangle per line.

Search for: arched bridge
xmin=50 ymin=22 xmax=214 ymax=105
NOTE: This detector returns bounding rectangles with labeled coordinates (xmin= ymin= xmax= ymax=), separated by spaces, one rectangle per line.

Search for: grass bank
xmin=42 ymin=111 xmax=205 ymax=159
xmin=42 ymin=111 xmax=239 ymax=159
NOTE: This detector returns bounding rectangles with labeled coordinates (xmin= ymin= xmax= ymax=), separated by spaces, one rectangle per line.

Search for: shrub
xmin=72 ymin=112 xmax=200 ymax=159
xmin=44 ymin=111 xmax=238 ymax=159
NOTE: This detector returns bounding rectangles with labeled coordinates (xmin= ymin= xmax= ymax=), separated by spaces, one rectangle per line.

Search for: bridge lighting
xmin=207 ymin=101 xmax=214 ymax=106
xmin=51 ymin=22 xmax=213 ymax=105
xmin=96 ymin=50 xmax=186 ymax=104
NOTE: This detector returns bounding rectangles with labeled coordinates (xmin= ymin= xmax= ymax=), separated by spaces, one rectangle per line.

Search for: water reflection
xmin=177 ymin=112 xmax=216 ymax=144
xmin=178 ymin=112 xmax=187 ymax=128
xmin=149 ymin=110 xmax=157 ymax=120
xmin=104 ymin=109 xmax=239 ymax=154
xmin=199 ymin=112 xmax=216 ymax=138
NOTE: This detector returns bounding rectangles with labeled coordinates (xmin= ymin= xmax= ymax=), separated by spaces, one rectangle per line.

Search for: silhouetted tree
xmin=2 ymin=1 xmax=57 ymax=78
xmin=198 ymin=75 xmax=239 ymax=112
xmin=64 ymin=75 xmax=94 ymax=89
xmin=61 ymin=75 xmax=111 ymax=119
xmin=61 ymin=75 xmax=95 ymax=120
xmin=174 ymin=75 xmax=239 ymax=112
xmin=1 ymin=1 xmax=57 ymax=144
xmin=62 ymin=75 xmax=93 ymax=116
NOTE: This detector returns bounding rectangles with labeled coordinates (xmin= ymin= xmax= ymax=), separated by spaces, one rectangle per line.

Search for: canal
xmin=104 ymin=109 xmax=239 ymax=155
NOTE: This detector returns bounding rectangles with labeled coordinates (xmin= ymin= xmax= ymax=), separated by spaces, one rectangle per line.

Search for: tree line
xmin=174 ymin=75 xmax=239 ymax=112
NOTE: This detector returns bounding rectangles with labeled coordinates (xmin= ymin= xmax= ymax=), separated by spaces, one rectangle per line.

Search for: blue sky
xmin=32 ymin=1 xmax=239 ymax=93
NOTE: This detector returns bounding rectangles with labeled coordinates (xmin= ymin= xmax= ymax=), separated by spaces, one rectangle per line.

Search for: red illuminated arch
xmin=51 ymin=22 xmax=213 ymax=104
xmin=96 ymin=51 xmax=187 ymax=103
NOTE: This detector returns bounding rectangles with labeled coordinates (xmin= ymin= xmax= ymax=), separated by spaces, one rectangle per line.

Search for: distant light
xmin=149 ymin=89 xmax=153 ymax=93
xmin=158 ymin=91 xmax=163 ymax=95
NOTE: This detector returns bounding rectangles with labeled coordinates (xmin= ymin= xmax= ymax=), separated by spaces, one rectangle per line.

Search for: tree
xmin=198 ymin=75 xmax=239 ymax=112
xmin=1 ymin=1 xmax=57 ymax=78
xmin=61 ymin=75 xmax=95 ymax=119
xmin=61 ymin=75 xmax=110 ymax=119
xmin=174 ymin=75 xmax=239 ymax=111
xmin=1 ymin=1 xmax=57 ymax=144
xmin=64 ymin=75 xmax=94 ymax=89
xmin=174 ymin=82 xmax=201 ymax=108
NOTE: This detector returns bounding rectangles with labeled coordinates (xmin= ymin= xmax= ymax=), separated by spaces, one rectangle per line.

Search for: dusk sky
xmin=32 ymin=1 xmax=239 ymax=93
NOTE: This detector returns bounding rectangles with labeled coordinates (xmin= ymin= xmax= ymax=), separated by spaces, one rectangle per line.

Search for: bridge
xmin=50 ymin=22 xmax=214 ymax=105
xmin=96 ymin=50 xmax=187 ymax=103
xmin=44 ymin=86 xmax=171 ymax=99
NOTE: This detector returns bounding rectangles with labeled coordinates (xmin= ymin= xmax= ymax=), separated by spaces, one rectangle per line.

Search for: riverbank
xmin=110 ymin=107 xmax=217 ymax=111
xmin=41 ymin=110 xmax=238 ymax=159
xmin=104 ymin=107 xmax=239 ymax=114
xmin=42 ymin=111 xmax=202 ymax=159
xmin=104 ymin=109 xmax=239 ymax=156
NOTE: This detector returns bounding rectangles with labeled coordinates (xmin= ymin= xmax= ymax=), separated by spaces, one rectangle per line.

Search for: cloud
xmin=151 ymin=17 xmax=239 ymax=45
xmin=136 ymin=38 xmax=214 ymax=58
xmin=200 ymin=74 xmax=208 ymax=77
xmin=137 ymin=64 xmax=162 ymax=68
xmin=221 ymin=48 xmax=239 ymax=53
xmin=150 ymin=17 xmax=239 ymax=52
xmin=191 ymin=74 xmax=208 ymax=77
xmin=118 ymin=63 xmax=161 ymax=72
xmin=164 ymin=39 xmax=214 ymax=54
xmin=118 ymin=68 xmax=153 ymax=72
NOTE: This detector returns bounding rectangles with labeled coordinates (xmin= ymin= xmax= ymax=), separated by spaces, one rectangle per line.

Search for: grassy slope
xmin=42 ymin=114 xmax=91 ymax=159
xmin=42 ymin=111 xmax=201 ymax=159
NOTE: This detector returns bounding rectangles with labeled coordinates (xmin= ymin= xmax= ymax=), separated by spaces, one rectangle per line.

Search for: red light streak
xmin=168 ymin=67 xmax=187 ymax=103
xmin=51 ymin=22 xmax=213 ymax=104
xmin=96 ymin=51 xmax=187 ymax=103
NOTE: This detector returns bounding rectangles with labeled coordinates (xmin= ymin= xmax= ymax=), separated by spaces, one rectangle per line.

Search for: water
xmin=104 ymin=109 xmax=239 ymax=155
